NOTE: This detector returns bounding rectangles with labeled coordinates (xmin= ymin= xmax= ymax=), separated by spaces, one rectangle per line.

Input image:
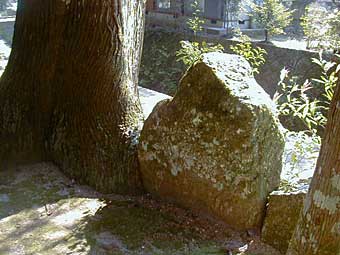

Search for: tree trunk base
xmin=0 ymin=0 xmax=146 ymax=194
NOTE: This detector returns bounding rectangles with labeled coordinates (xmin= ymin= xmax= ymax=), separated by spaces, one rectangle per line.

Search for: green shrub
xmin=176 ymin=0 xmax=224 ymax=68
xmin=275 ymin=53 xmax=339 ymax=190
xmin=230 ymin=31 xmax=267 ymax=74
xmin=176 ymin=41 xmax=224 ymax=68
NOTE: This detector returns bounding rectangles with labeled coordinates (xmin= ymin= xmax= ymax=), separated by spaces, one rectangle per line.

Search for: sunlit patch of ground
xmin=0 ymin=163 xmax=105 ymax=254
xmin=0 ymin=163 xmax=280 ymax=255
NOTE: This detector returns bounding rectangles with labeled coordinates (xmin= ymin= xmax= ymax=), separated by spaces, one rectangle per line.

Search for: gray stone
xmin=95 ymin=232 xmax=125 ymax=251
xmin=0 ymin=194 xmax=9 ymax=203
xmin=138 ymin=52 xmax=285 ymax=230
xmin=261 ymin=131 xmax=317 ymax=254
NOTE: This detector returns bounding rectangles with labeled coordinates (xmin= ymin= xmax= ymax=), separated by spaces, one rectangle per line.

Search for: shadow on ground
xmin=0 ymin=163 xmax=280 ymax=255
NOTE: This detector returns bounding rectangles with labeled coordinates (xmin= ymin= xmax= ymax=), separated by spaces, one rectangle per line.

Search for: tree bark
xmin=286 ymin=80 xmax=340 ymax=254
xmin=0 ymin=0 xmax=146 ymax=194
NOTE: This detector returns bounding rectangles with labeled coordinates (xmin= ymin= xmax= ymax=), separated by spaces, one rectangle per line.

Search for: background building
xmin=146 ymin=0 xmax=252 ymax=35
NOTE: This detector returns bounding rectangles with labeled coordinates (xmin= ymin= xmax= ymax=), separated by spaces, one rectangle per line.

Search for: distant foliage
xmin=0 ymin=0 xmax=6 ymax=11
xmin=187 ymin=0 xmax=205 ymax=36
xmin=230 ymin=30 xmax=267 ymax=74
xmin=302 ymin=5 xmax=340 ymax=51
xmin=248 ymin=0 xmax=294 ymax=41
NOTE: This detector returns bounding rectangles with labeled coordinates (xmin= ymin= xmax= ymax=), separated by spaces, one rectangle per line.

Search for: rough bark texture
xmin=286 ymin=82 xmax=340 ymax=254
xmin=0 ymin=0 xmax=146 ymax=194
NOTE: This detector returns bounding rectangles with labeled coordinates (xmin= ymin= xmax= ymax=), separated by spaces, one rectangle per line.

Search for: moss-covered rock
xmin=261 ymin=191 xmax=305 ymax=254
xmin=138 ymin=52 xmax=285 ymax=230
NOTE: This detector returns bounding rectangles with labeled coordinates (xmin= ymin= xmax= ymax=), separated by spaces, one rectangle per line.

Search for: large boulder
xmin=138 ymin=53 xmax=285 ymax=230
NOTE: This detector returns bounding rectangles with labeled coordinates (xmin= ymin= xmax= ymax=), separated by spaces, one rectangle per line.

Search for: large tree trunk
xmin=286 ymin=81 xmax=340 ymax=254
xmin=0 ymin=0 xmax=146 ymax=194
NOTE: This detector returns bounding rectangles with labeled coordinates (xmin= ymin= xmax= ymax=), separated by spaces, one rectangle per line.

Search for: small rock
xmin=0 ymin=194 xmax=9 ymax=202
xmin=95 ymin=232 xmax=125 ymax=250
xmin=225 ymin=240 xmax=247 ymax=251
xmin=57 ymin=188 xmax=70 ymax=197
xmin=261 ymin=191 xmax=305 ymax=254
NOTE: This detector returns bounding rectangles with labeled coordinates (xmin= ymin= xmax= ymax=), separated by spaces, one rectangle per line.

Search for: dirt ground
xmin=0 ymin=163 xmax=281 ymax=255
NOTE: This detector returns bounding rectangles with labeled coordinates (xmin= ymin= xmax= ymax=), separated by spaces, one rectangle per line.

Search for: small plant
xmin=230 ymin=30 xmax=267 ymax=74
xmin=274 ymin=71 xmax=326 ymax=135
xmin=176 ymin=41 xmax=224 ymax=67
xmin=274 ymin=53 xmax=339 ymax=135
xmin=176 ymin=0 xmax=224 ymax=68
xmin=312 ymin=52 xmax=340 ymax=106
xmin=187 ymin=0 xmax=205 ymax=36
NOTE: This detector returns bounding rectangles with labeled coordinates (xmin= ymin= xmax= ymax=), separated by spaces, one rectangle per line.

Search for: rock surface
xmin=138 ymin=52 xmax=285 ymax=230
xmin=261 ymin=191 xmax=305 ymax=254
xmin=261 ymin=131 xmax=317 ymax=254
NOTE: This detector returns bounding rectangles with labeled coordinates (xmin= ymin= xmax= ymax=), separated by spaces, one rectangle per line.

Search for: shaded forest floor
xmin=0 ymin=163 xmax=280 ymax=255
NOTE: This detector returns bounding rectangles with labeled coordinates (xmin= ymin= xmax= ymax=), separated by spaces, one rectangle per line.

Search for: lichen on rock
xmin=138 ymin=52 xmax=285 ymax=230
xmin=261 ymin=190 xmax=305 ymax=254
